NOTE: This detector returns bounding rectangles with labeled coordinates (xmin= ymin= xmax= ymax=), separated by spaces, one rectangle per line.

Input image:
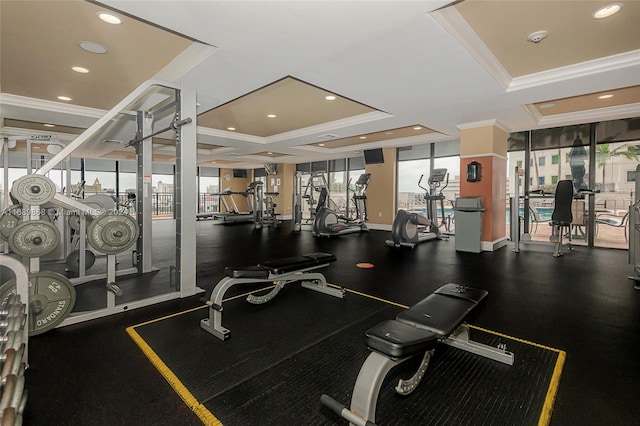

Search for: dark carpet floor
xmin=3 ymin=219 xmax=638 ymax=425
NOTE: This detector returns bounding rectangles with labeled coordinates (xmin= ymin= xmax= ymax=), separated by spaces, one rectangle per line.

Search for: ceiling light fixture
xmin=227 ymin=127 xmax=236 ymax=131
xmin=538 ymin=103 xmax=556 ymax=109
xmin=360 ymin=136 xmax=367 ymax=139
xmin=98 ymin=12 xmax=122 ymax=24
xmin=79 ymin=41 xmax=108 ymax=54
xmin=71 ymin=66 xmax=89 ymax=74
xmin=43 ymin=124 xmax=55 ymax=128
xmin=267 ymin=152 xmax=273 ymax=155
xmin=57 ymin=96 xmax=72 ymax=101
xmin=325 ymin=95 xmax=336 ymax=101
xmin=413 ymin=126 xmax=422 ymax=130
xmin=267 ymin=114 xmax=277 ymax=118
xmin=318 ymin=143 xmax=325 ymax=147
xmin=385 ymin=131 xmax=394 ymax=135
xmin=593 ymin=3 xmax=623 ymax=19
xmin=598 ymin=94 xmax=614 ymax=99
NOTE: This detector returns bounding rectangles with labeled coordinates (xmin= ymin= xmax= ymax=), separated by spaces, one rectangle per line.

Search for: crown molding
xmin=265 ymin=111 xmax=392 ymax=143
xmin=457 ymin=119 xmax=510 ymax=133
xmin=536 ymin=102 xmax=640 ymax=128
xmin=0 ymin=93 xmax=106 ymax=118
xmin=508 ymin=50 xmax=640 ymax=92
xmin=153 ymin=42 xmax=218 ymax=81
xmin=431 ymin=7 xmax=512 ymax=91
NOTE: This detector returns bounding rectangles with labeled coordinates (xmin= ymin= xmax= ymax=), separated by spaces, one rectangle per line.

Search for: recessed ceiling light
xmin=538 ymin=103 xmax=556 ymax=109
xmin=71 ymin=66 xmax=89 ymax=74
xmin=593 ymin=3 xmax=623 ymax=19
xmin=227 ymin=127 xmax=236 ymax=131
xmin=325 ymin=95 xmax=336 ymax=101
xmin=267 ymin=152 xmax=273 ymax=155
xmin=98 ymin=12 xmax=122 ymax=24
xmin=79 ymin=41 xmax=108 ymax=54
xmin=413 ymin=126 xmax=422 ymax=130
xmin=318 ymin=143 xmax=325 ymax=147
xmin=360 ymin=136 xmax=367 ymax=139
xmin=385 ymin=131 xmax=394 ymax=135
xmin=57 ymin=96 xmax=72 ymax=101
xmin=43 ymin=124 xmax=55 ymax=128
xmin=598 ymin=94 xmax=614 ymax=99
xmin=267 ymin=114 xmax=277 ymax=118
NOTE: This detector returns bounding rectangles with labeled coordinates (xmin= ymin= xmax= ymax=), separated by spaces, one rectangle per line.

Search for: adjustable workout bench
xmin=321 ymin=283 xmax=514 ymax=426
xmin=200 ymin=252 xmax=345 ymax=341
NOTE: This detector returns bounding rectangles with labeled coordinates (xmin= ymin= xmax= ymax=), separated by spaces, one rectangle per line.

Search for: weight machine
xmin=0 ymin=79 xmax=202 ymax=335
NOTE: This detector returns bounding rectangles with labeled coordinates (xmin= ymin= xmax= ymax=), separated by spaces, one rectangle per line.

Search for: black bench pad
xmin=366 ymin=320 xmax=438 ymax=359
xmin=225 ymin=252 xmax=336 ymax=277
xmin=434 ymin=283 xmax=487 ymax=304
xmin=397 ymin=284 xmax=487 ymax=337
xmin=224 ymin=265 xmax=270 ymax=279
xmin=259 ymin=252 xmax=336 ymax=275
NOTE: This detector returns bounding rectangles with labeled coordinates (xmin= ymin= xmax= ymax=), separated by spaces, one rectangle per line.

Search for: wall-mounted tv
xmin=233 ymin=169 xmax=248 ymax=178
xmin=363 ymin=148 xmax=384 ymax=165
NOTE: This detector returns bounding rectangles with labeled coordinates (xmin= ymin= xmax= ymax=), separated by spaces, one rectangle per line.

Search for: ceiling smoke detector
xmin=527 ymin=31 xmax=548 ymax=44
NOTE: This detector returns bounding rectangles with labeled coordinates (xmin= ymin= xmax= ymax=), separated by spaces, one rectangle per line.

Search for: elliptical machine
xmin=386 ymin=168 xmax=449 ymax=248
xmin=313 ymin=173 xmax=370 ymax=237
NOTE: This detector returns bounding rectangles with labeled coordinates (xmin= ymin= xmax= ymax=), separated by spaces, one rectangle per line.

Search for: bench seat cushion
xmin=224 ymin=265 xmax=270 ymax=279
xmin=366 ymin=320 xmax=437 ymax=359
xmin=434 ymin=283 xmax=487 ymax=304
xmin=259 ymin=252 xmax=335 ymax=275
xmin=397 ymin=293 xmax=476 ymax=337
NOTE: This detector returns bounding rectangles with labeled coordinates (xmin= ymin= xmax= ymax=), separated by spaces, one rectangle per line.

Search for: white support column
xmin=136 ymin=112 xmax=154 ymax=273
xmin=176 ymin=85 xmax=198 ymax=296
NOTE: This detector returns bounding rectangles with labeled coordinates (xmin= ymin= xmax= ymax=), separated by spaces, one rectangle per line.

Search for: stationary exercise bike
xmin=386 ymin=168 xmax=449 ymax=248
xmin=313 ymin=173 xmax=370 ymax=237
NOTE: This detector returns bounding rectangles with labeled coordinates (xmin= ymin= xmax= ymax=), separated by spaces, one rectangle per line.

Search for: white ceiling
xmin=1 ymin=0 xmax=639 ymax=169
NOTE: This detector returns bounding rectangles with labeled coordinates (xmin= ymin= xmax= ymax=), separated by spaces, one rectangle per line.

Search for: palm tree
xmin=595 ymin=143 xmax=639 ymax=190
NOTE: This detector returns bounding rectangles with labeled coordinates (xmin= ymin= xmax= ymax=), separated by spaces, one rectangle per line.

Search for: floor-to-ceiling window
xmin=199 ymin=167 xmax=220 ymax=214
xmin=508 ymin=119 xmax=640 ymax=250
xmin=396 ymin=141 xmax=460 ymax=234
xmin=153 ymin=163 xmax=174 ymax=217
xmin=329 ymin=159 xmax=347 ymax=216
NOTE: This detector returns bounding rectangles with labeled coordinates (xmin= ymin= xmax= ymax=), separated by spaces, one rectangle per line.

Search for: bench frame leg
xmin=200 ymin=267 xmax=345 ymax=341
xmin=349 ymin=351 xmax=406 ymax=425
xmin=443 ymin=325 xmax=514 ymax=365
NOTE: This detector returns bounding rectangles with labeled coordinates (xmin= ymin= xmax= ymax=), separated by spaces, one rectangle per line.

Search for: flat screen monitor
xmin=364 ymin=148 xmax=384 ymax=165
xmin=233 ymin=169 xmax=248 ymax=178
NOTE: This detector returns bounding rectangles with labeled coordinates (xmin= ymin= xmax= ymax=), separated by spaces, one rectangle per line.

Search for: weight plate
xmin=8 ymin=220 xmax=60 ymax=258
xmin=68 ymin=214 xmax=93 ymax=232
xmin=65 ymin=249 xmax=96 ymax=273
xmin=87 ymin=213 xmax=138 ymax=254
xmin=10 ymin=175 xmax=56 ymax=206
xmin=83 ymin=194 xmax=116 ymax=215
xmin=0 ymin=207 xmax=22 ymax=242
xmin=0 ymin=271 xmax=76 ymax=336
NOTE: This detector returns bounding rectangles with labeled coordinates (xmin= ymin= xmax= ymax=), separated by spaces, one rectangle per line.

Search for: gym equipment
xmin=386 ymin=169 xmax=449 ymax=248
xmin=0 ymin=207 xmax=22 ymax=242
xmin=10 ymin=174 xmax=56 ymax=206
xmin=422 ymin=168 xmax=449 ymax=230
xmin=8 ymin=220 xmax=60 ymax=258
xmin=83 ymin=194 xmax=117 ymax=215
xmin=313 ymin=173 xmax=370 ymax=237
xmin=320 ymin=283 xmax=513 ymax=426
xmin=65 ymin=249 xmax=96 ymax=273
xmin=87 ymin=212 xmax=139 ymax=255
xmin=253 ymin=181 xmax=280 ymax=229
xmin=549 ymin=180 xmax=574 ymax=257
xmin=200 ymin=252 xmax=345 ymax=340
xmin=210 ymin=186 xmax=255 ymax=224
xmin=0 ymin=271 xmax=76 ymax=336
